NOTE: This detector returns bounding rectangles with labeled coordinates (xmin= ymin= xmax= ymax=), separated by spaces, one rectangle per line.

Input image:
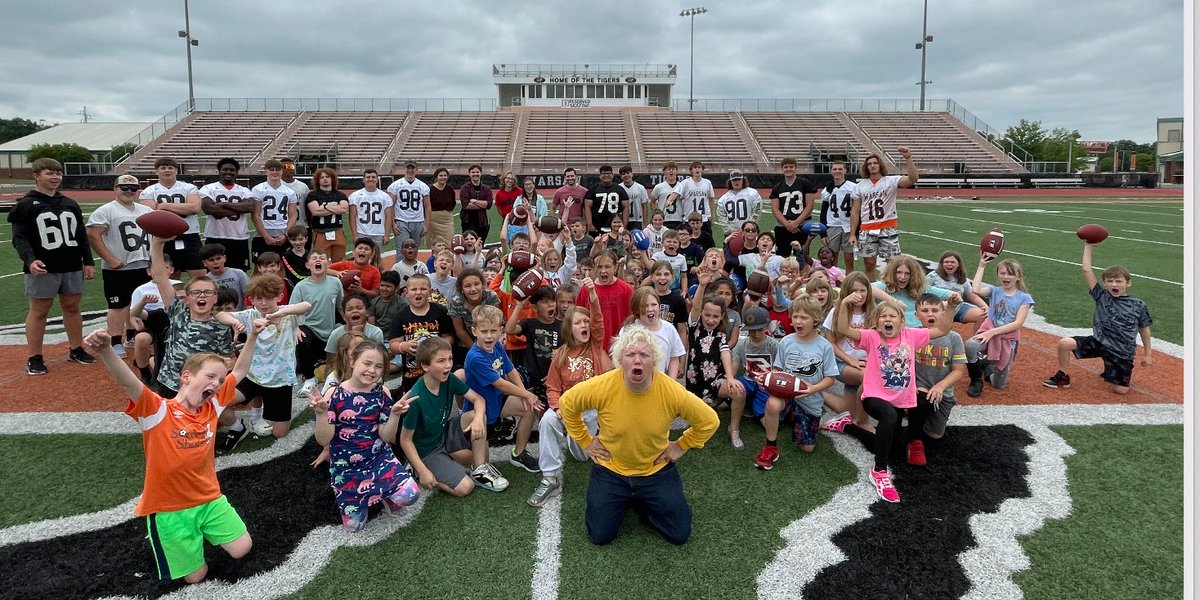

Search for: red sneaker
xmin=754 ymin=445 xmax=781 ymax=470
xmin=907 ymin=440 xmax=927 ymax=466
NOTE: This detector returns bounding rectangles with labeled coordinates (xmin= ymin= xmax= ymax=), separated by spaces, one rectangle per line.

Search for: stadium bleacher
xmin=116 ymin=107 xmax=1028 ymax=176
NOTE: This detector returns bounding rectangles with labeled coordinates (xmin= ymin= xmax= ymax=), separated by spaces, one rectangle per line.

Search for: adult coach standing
xmin=849 ymin=147 xmax=918 ymax=281
xmin=427 ymin=167 xmax=456 ymax=247
xmin=769 ymin=157 xmax=818 ymax=260
xmin=552 ymin=167 xmax=587 ymax=224
xmin=560 ymin=325 xmax=718 ymax=546
xmin=459 ymin=164 xmax=493 ymax=244
xmin=140 ymin=157 xmax=203 ymax=277
xmin=583 ymin=165 xmax=628 ymax=236
xmin=86 ymin=174 xmax=152 ymax=357
xmin=8 ymin=158 xmax=97 ymax=375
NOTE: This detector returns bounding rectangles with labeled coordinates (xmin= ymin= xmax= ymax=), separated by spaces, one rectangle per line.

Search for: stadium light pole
xmin=680 ymin=7 xmax=708 ymax=111
xmin=914 ymin=0 xmax=933 ymax=111
xmin=178 ymin=0 xmax=200 ymax=112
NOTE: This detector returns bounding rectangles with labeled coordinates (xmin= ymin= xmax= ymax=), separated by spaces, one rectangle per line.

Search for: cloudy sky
xmin=0 ymin=0 xmax=1185 ymax=143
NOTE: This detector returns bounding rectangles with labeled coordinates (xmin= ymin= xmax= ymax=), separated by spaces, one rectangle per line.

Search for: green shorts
xmin=146 ymin=495 xmax=246 ymax=580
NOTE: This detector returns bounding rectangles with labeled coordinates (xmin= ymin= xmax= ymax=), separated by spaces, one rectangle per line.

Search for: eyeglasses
xmin=187 ymin=290 xmax=217 ymax=298
xmin=118 ymin=185 xmax=139 ymax=193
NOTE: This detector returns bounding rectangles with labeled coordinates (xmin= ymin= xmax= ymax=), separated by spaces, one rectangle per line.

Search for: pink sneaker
xmin=820 ymin=412 xmax=853 ymax=433
xmin=870 ymin=468 xmax=901 ymax=503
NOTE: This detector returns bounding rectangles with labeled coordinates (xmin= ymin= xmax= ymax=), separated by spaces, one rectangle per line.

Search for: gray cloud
xmin=0 ymin=0 xmax=1182 ymax=142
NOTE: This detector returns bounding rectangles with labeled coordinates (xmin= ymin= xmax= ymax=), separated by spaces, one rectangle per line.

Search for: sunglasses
xmin=118 ymin=185 xmax=139 ymax=193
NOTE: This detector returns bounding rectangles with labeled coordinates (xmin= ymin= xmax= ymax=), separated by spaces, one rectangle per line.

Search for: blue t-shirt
xmin=982 ymin=284 xmax=1035 ymax=327
xmin=773 ymin=333 xmax=839 ymax=417
xmin=463 ymin=342 xmax=515 ymax=424
xmin=872 ymin=281 xmax=951 ymax=327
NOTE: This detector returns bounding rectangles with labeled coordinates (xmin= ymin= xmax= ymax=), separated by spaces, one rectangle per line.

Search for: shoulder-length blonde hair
xmin=881 ymin=254 xmax=925 ymax=299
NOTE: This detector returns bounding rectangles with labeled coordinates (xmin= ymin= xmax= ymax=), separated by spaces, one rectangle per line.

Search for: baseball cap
xmin=729 ymin=169 xmax=744 ymax=180
xmin=742 ymin=306 xmax=770 ymax=331
xmin=404 ymin=161 xmax=418 ymax=168
xmin=115 ymin=174 xmax=139 ymax=186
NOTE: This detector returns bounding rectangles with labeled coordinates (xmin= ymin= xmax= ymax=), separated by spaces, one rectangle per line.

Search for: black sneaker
xmin=216 ymin=422 xmax=251 ymax=455
xmin=967 ymin=378 xmax=984 ymax=398
xmin=509 ymin=448 xmax=539 ymax=473
xmin=68 ymin=347 xmax=96 ymax=365
xmin=1042 ymin=370 xmax=1071 ymax=389
xmin=26 ymin=355 xmax=48 ymax=376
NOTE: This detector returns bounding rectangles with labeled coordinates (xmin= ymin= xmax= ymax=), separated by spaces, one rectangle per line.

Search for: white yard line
xmin=903 ymin=230 xmax=1183 ymax=286
xmin=941 ymin=203 xmax=1185 ymax=229
xmin=904 ymin=209 xmax=1182 ymax=247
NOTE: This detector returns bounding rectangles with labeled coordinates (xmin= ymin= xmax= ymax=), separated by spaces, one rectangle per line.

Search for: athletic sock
xmin=250 ymin=407 xmax=263 ymax=422
xmin=765 ymin=438 xmax=778 ymax=447
xmin=111 ymin=335 xmax=123 ymax=347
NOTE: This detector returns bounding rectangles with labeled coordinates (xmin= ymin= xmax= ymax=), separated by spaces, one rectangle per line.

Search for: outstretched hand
xmin=306 ymin=388 xmax=330 ymax=412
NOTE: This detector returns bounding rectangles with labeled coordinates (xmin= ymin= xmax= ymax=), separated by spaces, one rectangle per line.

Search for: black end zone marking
xmin=0 ymin=438 xmax=337 ymax=599
xmin=803 ymin=425 xmax=1034 ymax=600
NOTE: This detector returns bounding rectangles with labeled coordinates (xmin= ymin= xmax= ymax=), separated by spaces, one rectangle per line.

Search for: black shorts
xmin=773 ymin=223 xmax=809 ymax=260
xmin=163 ymin=233 xmax=204 ymax=272
xmin=1072 ymin=335 xmax=1134 ymax=388
xmin=206 ymin=237 xmax=250 ymax=271
xmin=101 ymin=269 xmax=152 ymax=309
xmin=235 ymin=378 xmax=294 ymax=422
xmin=251 ymin=236 xmax=289 ymax=265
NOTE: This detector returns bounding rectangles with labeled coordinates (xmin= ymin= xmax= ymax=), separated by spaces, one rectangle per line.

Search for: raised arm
xmin=1081 ymin=242 xmax=1097 ymax=289
xmin=971 ymin=255 xmax=993 ymax=300
xmin=897 ymin=146 xmax=919 ymax=188
xmin=230 ymin=320 xmax=262 ymax=382
xmin=84 ymin=330 xmax=143 ymax=400
xmin=836 ymin=293 xmax=865 ymax=341
xmin=149 ymin=237 xmax=175 ymax=302
xmin=504 ymin=299 xmax=527 ymax=335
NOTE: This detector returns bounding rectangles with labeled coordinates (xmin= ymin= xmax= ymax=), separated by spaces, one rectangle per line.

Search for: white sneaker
xmin=470 ymin=463 xmax=510 ymax=492
xmin=250 ymin=418 xmax=273 ymax=437
xmin=295 ymin=377 xmax=318 ymax=398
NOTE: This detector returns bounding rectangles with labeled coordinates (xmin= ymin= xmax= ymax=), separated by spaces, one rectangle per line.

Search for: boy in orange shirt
xmin=329 ymin=237 xmax=381 ymax=298
xmin=82 ymin=318 xmax=261 ymax=584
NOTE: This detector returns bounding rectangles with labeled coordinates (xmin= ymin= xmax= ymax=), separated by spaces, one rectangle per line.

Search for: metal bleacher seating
xmin=519 ymin=110 xmax=632 ymax=171
xmin=741 ymin=112 xmax=865 ymax=167
xmin=277 ymin=112 xmax=408 ymax=168
xmin=847 ymin=112 xmax=1022 ymax=174
xmin=393 ymin=112 xmax=516 ymax=170
xmin=634 ymin=112 xmax=757 ymax=168
xmin=124 ymin=111 xmax=296 ymax=175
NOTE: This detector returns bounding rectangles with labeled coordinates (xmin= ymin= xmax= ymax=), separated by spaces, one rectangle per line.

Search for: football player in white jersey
xmin=250 ymin=159 xmax=298 ymax=263
xmin=849 ymin=147 xmax=918 ymax=281
xmin=653 ymin=161 xmax=686 ymax=230
xmin=386 ymin=161 xmax=431 ymax=252
xmin=139 ymin=157 xmax=204 ymax=277
xmin=665 ymin=161 xmax=717 ymax=248
xmin=350 ymin=168 xmax=394 ymax=250
xmin=618 ymin=165 xmax=650 ymax=231
xmin=199 ymin=157 xmax=255 ymax=270
xmin=716 ymin=170 xmax=761 ymax=234
xmin=87 ymin=174 xmax=153 ymax=357
xmin=819 ymin=160 xmax=859 ymax=273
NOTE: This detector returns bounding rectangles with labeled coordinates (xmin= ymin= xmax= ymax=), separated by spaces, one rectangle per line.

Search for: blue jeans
xmin=585 ymin=463 xmax=692 ymax=546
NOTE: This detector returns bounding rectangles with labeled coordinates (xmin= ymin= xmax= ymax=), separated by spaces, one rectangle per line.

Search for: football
xmin=338 ymin=269 xmax=361 ymax=290
xmin=800 ymin=221 xmax=827 ymax=237
xmin=512 ymin=204 xmax=529 ymax=225
xmin=506 ymin=250 xmax=536 ymax=270
xmin=135 ymin=211 xmax=188 ymax=238
xmin=728 ymin=230 xmax=745 ymax=255
xmin=511 ymin=269 xmax=544 ymax=301
xmin=451 ymin=234 xmax=465 ymax=254
xmin=536 ymin=216 xmax=564 ymax=235
xmin=631 ymin=228 xmax=650 ymax=251
xmin=747 ymin=269 xmax=771 ymax=297
xmin=763 ymin=371 xmax=807 ymax=400
xmin=1076 ymin=223 xmax=1109 ymax=244
xmin=980 ymin=228 xmax=1005 ymax=260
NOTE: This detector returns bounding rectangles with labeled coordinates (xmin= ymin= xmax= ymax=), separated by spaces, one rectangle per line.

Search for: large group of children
xmin=11 ymin=152 xmax=1153 ymax=585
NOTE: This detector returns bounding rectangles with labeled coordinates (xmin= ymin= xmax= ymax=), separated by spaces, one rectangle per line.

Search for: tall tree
xmin=27 ymin=143 xmax=93 ymax=164
xmin=1002 ymin=119 xmax=1047 ymax=157
xmin=0 ymin=117 xmax=49 ymax=145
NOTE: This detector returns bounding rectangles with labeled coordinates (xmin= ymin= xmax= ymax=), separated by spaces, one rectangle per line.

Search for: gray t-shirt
xmin=732 ymin=334 xmax=779 ymax=378
xmin=285 ymin=179 xmax=311 ymax=226
xmin=208 ymin=268 xmax=249 ymax=306
xmin=1089 ymin=283 xmax=1152 ymax=359
xmin=86 ymin=200 xmax=153 ymax=270
xmin=914 ymin=331 xmax=967 ymax=405
xmin=291 ymin=275 xmax=344 ymax=340
xmin=925 ymin=271 xmax=973 ymax=297
xmin=774 ymin=334 xmax=839 ymax=417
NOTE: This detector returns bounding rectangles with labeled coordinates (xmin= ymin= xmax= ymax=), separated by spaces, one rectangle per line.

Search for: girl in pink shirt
xmin=834 ymin=295 xmax=955 ymax=503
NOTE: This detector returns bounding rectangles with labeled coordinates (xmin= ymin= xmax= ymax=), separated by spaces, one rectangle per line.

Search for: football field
xmin=0 ymin=190 xmax=1186 ymax=599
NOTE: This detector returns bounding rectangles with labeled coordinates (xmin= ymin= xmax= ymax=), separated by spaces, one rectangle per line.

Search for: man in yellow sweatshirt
xmin=560 ymin=325 xmax=719 ymax=545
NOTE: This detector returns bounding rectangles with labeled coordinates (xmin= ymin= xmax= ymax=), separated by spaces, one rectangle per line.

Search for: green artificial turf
xmin=1015 ymin=425 xmax=1184 ymax=600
